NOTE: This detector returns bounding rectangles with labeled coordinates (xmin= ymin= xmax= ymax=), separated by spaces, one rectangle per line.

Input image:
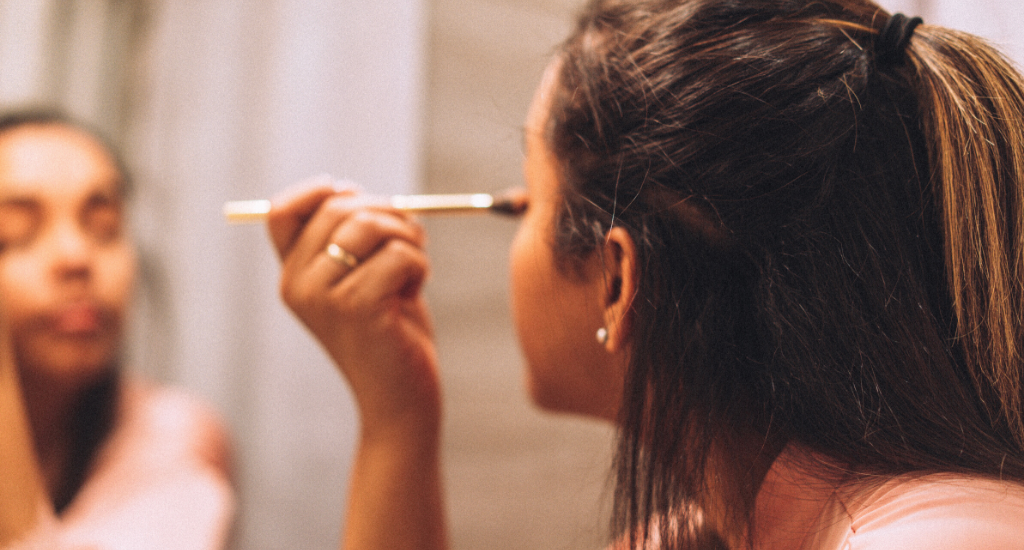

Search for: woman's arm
xmin=267 ymin=179 xmax=447 ymax=550
xmin=343 ymin=412 xmax=446 ymax=550
xmin=0 ymin=318 xmax=50 ymax=545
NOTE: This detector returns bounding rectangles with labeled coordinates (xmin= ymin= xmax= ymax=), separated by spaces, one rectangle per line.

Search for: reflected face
xmin=0 ymin=123 xmax=135 ymax=388
xmin=509 ymin=60 xmax=623 ymax=420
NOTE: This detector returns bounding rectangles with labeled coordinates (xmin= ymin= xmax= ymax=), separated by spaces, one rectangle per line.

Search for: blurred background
xmin=0 ymin=0 xmax=1020 ymax=549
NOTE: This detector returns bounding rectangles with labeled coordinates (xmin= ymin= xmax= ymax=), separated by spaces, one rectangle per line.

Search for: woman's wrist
xmin=358 ymin=399 xmax=443 ymax=454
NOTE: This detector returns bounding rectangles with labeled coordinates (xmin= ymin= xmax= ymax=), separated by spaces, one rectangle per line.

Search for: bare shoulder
xmin=59 ymin=378 xmax=236 ymax=543
xmin=115 ymin=378 xmax=233 ymax=476
xmin=845 ymin=474 xmax=1024 ymax=550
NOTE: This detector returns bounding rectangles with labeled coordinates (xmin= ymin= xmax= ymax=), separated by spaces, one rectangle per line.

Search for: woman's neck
xmin=747 ymin=444 xmax=853 ymax=550
xmin=705 ymin=433 xmax=786 ymax=549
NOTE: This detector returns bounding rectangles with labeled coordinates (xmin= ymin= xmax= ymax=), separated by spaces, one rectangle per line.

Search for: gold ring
xmin=325 ymin=243 xmax=359 ymax=268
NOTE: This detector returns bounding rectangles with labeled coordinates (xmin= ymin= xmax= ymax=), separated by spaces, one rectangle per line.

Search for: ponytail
xmin=909 ymin=28 xmax=1024 ymax=443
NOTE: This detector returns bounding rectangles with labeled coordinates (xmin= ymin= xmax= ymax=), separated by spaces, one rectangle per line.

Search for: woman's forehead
xmin=0 ymin=124 xmax=122 ymax=196
xmin=525 ymin=57 xmax=564 ymax=136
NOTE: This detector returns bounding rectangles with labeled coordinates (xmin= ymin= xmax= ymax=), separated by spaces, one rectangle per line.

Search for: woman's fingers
xmin=268 ymin=178 xmax=441 ymax=435
xmin=327 ymin=238 xmax=431 ymax=314
xmin=279 ymin=206 xmax=426 ymax=311
xmin=271 ymin=187 xmax=425 ymax=270
xmin=302 ymin=206 xmax=424 ymax=279
xmin=266 ymin=175 xmax=339 ymax=258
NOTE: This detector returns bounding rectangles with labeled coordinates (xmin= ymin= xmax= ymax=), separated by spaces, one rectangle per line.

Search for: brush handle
xmin=224 ymin=193 xmax=504 ymax=224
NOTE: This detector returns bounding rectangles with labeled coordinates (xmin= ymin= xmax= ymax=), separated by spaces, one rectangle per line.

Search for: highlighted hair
xmin=910 ymin=27 xmax=1024 ymax=440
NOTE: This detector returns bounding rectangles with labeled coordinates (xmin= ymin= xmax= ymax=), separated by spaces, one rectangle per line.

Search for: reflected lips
xmin=50 ymin=302 xmax=104 ymax=335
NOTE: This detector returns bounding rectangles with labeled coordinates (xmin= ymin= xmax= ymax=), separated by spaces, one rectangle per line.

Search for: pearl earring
xmin=595 ymin=327 xmax=609 ymax=345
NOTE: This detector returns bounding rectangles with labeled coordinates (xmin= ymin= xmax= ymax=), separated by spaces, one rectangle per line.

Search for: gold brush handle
xmin=224 ymin=192 xmax=523 ymax=223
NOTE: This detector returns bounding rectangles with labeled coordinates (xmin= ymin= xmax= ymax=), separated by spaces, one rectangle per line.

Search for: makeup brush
xmin=223 ymin=192 xmax=526 ymax=224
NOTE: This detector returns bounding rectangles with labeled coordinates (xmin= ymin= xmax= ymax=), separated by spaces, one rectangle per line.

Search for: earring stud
xmin=596 ymin=327 xmax=609 ymax=345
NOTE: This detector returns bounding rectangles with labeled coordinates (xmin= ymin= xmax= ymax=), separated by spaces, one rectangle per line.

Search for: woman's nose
xmin=48 ymin=222 xmax=93 ymax=275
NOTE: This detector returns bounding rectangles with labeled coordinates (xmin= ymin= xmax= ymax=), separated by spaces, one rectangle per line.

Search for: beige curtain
xmin=128 ymin=3 xmax=427 ymax=549
xmin=0 ymin=0 xmax=146 ymax=142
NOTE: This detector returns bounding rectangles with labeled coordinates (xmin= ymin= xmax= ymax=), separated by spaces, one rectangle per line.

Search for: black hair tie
xmin=875 ymin=13 xmax=923 ymax=66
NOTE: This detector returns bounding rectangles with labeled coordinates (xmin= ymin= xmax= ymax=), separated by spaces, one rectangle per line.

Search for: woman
xmin=268 ymin=0 xmax=1024 ymax=548
xmin=0 ymin=111 xmax=234 ymax=549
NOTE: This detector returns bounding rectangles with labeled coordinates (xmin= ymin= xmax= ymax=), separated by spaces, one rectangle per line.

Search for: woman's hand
xmin=269 ymin=178 xmax=448 ymax=550
xmin=267 ymin=177 xmax=441 ymax=440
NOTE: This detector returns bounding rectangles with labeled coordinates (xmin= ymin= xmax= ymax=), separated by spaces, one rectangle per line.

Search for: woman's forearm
xmin=0 ymin=330 xmax=49 ymax=544
xmin=341 ymin=426 xmax=446 ymax=550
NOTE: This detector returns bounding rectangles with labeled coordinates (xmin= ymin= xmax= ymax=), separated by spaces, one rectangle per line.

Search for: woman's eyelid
xmin=81 ymin=192 xmax=125 ymax=240
xmin=0 ymin=202 xmax=41 ymax=247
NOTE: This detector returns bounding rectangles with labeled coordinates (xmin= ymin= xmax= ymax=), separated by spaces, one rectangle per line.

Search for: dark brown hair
xmin=546 ymin=0 xmax=1024 ymax=547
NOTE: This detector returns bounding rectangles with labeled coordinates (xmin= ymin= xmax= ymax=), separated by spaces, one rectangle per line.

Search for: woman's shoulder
xmin=757 ymin=447 xmax=1024 ymax=550
xmin=841 ymin=473 xmax=1024 ymax=550
xmin=56 ymin=378 xmax=235 ymax=548
xmin=113 ymin=378 xmax=233 ymax=474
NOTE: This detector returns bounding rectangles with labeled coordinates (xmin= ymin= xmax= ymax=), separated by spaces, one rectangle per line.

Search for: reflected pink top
xmin=7 ymin=380 xmax=234 ymax=550
xmin=754 ymin=447 xmax=1024 ymax=550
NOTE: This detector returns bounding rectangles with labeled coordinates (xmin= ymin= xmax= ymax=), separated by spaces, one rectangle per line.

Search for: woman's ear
xmin=600 ymin=226 xmax=637 ymax=353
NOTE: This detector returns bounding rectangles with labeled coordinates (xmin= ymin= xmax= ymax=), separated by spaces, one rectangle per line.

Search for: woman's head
xmin=534 ymin=0 xmax=1024 ymax=544
xmin=0 ymin=111 xmax=135 ymax=393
